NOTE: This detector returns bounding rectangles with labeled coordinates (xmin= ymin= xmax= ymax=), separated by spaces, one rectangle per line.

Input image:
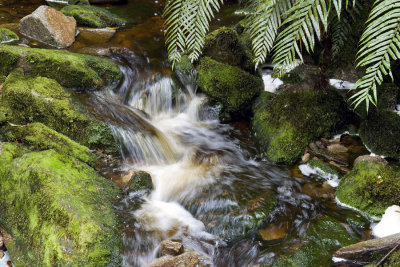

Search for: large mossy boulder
xmin=273 ymin=216 xmax=358 ymax=267
xmin=197 ymin=57 xmax=263 ymax=114
xmin=0 ymin=28 xmax=18 ymax=44
xmin=252 ymin=90 xmax=348 ymax=164
xmin=359 ymin=111 xmax=400 ymax=158
xmin=0 ymin=70 xmax=117 ymax=151
xmin=336 ymin=161 xmax=400 ymax=218
xmin=61 ymin=5 xmax=125 ymax=28
xmin=0 ymin=145 xmax=121 ymax=266
xmin=202 ymin=27 xmax=253 ymax=73
xmin=0 ymin=44 xmax=121 ymax=90
xmin=1 ymin=122 xmax=95 ymax=165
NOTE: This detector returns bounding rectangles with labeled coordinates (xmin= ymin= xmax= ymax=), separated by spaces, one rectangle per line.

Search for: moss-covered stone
xmin=0 ymin=28 xmax=18 ymax=44
xmin=128 ymin=171 xmax=153 ymax=192
xmin=197 ymin=57 xmax=263 ymax=114
xmin=0 ymin=70 xmax=117 ymax=151
xmin=2 ymin=122 xmax=95 ymax=165
xmin=176 ymin=55 xmax=195 ymax=74
xmin=202 ymin=27 xmax=253 ymax=73
xmin=0 ymin=149 xmax=121 ymax=266
xmin=273 ymin=216 xmax=358 ymax=267
xmin=336 ymin=161 xmax=400 ymax=218
xmin=252 ymin=89 xmax=348 ymax=164
xmin=0 ymin=44 xmax=121 ymax=90
xmin=359 ymin=111 xmax=400 ymax=158
xmin=61 ymin=5 xmax=126 ymax=28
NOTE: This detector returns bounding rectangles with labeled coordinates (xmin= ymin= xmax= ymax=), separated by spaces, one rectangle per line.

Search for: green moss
xmin=2 ymin=122 xmax=96 ymax=165
xmin=61 ymin=5 xmax=126 ymax=28
xmin=359 ymin=110 xmax=400 ymax=158
xmin=252 ymin=89 xmax=347 ymax=164
xmin=203 ymin=27 xmax=254 ymax=73
xmin=307 ymin=159 xmax=340 ymax=178
xmin=128 ymin=171 xmax=153 ymax=191
xmin=336 ymin=161 xmax=400 ymax=218
xmin=0 ymin=44 xmax=121 ymax=90
xmin=176 ymin=55 xmax=195 ymax=74
xmin=273 ymin=216 xmax=358 ymax=267
xmin=197 ymin=57 xmax=263 ymax=114
xmin=0 ymin=70 xmax=117 ymax=152
xmin=0 ymin=27 xmax=18 ymax=44
xmin=0 ymin=149 xmax=121 ymax=266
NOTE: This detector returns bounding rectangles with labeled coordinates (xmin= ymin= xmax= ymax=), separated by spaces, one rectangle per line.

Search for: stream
xmin=1 ymin=0 xmax=372 ymax=266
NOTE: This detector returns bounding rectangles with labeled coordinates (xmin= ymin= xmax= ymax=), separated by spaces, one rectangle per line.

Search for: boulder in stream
xmin=0 ymin=69 xmax=117 ymax=152
xmin=0 ymin=144 xmax=121 ymax=266
xmin=0 ymin=44 xmax=121 ymax=90
xmin=128 ymin=171 xmax=153 ymax=192
xmin=61 ymin=5 xmax=126 ymax=28
xmin=197 ymin=57 xmax=263 ymax=116
xmin=252 ymin=89 xmax=348 ymax=164
xmin=0 ymin=28 xmax=18 ymax=44
xmin=19 ymin=5 xmax=77 ymax=48
xmin=148 ymin=249 xmax=206 ymax=267
xmin=336 ymin=161 xmax=400 ymax=218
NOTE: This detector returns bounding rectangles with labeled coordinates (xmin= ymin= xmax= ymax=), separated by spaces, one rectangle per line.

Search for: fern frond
xmin=246 ymin=0 xmax=293 ymax=68
xmin=272 ymin=0 xmax=331 ymax=76
xmin=351 ymin=0 xmax=400 ymax=110
xmin=331 ymin=0 xmax=363 ymax=57
xmin=163 ymin=0 xmax=222 ymax=68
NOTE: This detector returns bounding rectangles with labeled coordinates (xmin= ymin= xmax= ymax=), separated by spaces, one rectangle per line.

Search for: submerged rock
xmin=128 ymin=171 xmax=153 ymax=192
xmin=197 ymin=57 xmax=263 ymax=115
xmin=333 ymin=233 xmax=400 ymax=266
xmin=0 ymin=44 xmax=121 ymax=90
xmin=19 ymin=5 xmax=77 ymax=48
xmin=0 ymin=28 xmax=18 ymax=44
xmin=0 ymin=70 xmax=117 ymax=151
xmin=252 ymin=89 xmax=348 ymax=164
xmin=61 ymin=5 xmax=126 ymax=28
xmin=336 ymin=161 xmax=400 ymax=218
xmin=273 ymin=216 xmax=358 ymax=267
xmin=161 ymin=240 xmax=184 ymax=256
xmin=359 ymin=110 xmax=400 ymax=159
xmin=202 ymin=27 xmax=253 ymax=73
xmin=0 ymin=146 xmax=121 ymax=266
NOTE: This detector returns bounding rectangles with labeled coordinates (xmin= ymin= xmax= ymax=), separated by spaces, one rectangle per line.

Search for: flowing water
xmin=0 ymin=1 xmax=372 ymax=266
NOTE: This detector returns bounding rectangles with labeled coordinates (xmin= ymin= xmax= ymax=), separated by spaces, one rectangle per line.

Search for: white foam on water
xmin=372 ymin=205 xmax=400 ymax=238
xmin=0 ymin=251 xmax=14 ymax=267
xmin=298 ymin=164 xmax=340 ymax=187
xmin=262 ymin=74 xmax=283 ymax=93
xmin=332 ymin=256 xmax=346 ymax=263
xmin=329 ymin=79 xmax=355 ymax=90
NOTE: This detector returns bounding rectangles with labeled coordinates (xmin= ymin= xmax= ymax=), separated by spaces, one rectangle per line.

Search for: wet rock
xmin=197 ymin=57 xmax=263 ymax=115
xmin=202 ymin=27 xmax=253 ymax=73
xmin=0 ymin=147 xmax=121 ymax=266
xmin=327 ymin=143 xmax=348 ymax=153
xmin=336 ymin=161 xmax=400 ymax=218
xmin=313 ymin=148 xmax=349 ymax=167
xmin=77 ymin=27 xmax=116 ymax=43
xmin=252 ymin=89 xmax=348 ymax=164
xmin=61 ymin=5 xmax=125 ymax=28
xmin=333 ymin=233 xmax=400 ymax=265
xmin=19 ymin=5 xmax=76 ymax=48
xmin=0 ymin=70 xmax=117 ymax=151
xmin=359 ymin=110 xmax=400 ymax=158
xmin=273 ymin=216 xmax=358 ymax=267
xmin=302 ymin=153 xmax=311 ymax=163
xmin=299 ymin=159 xmax=341 ymax=187
xmin=309 ymin=142 xmax=318 ymax=151
xmin=315 ymin=140 xmax=325 ymax=149
xmin=258 ymin=223 xmax=287 ymax=241
xmin=148 ymin=249 xmax=206 ymax=267
xmin=128 ymin=171 xmax=153 ymax=191
xmin=0 ymin=28 xmax=18 ymax=44
xmin=0 ymin=44 xmax=121 ymax=90
xmin=161 ymin=240 xmax=184 ymax=256
xmin=353 ymin=155 xmax=388 ymax=167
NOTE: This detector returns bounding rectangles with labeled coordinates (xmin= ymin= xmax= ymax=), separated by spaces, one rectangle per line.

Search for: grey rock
xmin=333 ymin=233 xmax=400 ymax=265
xmin=19 ymin=5 xmax=76 ymax=48
xmin=353 ymin=155 xmax=388 ymax=167
xmin=161 ymin=240 xmax=184 ymax=256
xmin=302 ymin=153 xmax=311 ymax=163
xmin=148 ymin=249 xmax=206 ymax=267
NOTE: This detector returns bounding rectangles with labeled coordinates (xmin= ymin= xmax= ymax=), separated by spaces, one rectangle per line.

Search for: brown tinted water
xmin=0 ymin=1 xmax=373 ymax=266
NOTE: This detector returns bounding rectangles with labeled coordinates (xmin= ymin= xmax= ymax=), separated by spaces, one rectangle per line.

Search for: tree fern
xmin=163 ymin=0 xmax=222 ymax=68
xmin=272 ymin=0 xmax=330 ymax=76
xmin=246 ymin=0 xmax=293 ymax=68
xmin=351 ymin=0 xmax=400 ymax=111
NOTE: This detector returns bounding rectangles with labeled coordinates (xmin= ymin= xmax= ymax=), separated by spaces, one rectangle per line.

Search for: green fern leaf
xmin=351 ymin=0 xmax=400 ymax=110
